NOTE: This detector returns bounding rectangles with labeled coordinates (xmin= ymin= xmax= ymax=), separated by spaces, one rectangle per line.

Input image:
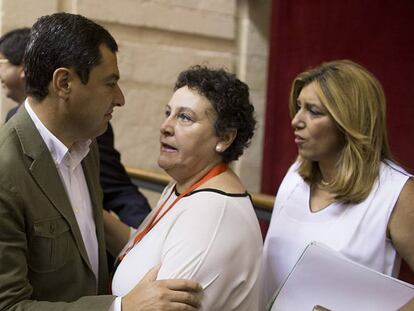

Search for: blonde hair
xmin=289 ymin=60 xmax=392 ymax=203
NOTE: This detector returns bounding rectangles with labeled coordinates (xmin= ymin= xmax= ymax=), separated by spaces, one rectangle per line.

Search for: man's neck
xmin=27 ymin=96 xmax=75 ymax=148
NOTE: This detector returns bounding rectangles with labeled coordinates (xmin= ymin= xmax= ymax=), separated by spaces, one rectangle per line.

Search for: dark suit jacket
xmin=0 ymin=107 xmax=115 ymax=310
xmin=7 ymin=106 xmax=151 ymax=229
xmin=97 ymin=123 xmax=150 ymax=228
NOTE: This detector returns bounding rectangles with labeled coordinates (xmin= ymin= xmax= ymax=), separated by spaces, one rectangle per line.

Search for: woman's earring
xmin=216 ymin=145 xmax=222 ymax=152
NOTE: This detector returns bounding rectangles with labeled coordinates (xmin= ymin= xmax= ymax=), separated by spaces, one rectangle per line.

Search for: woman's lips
xmin=160 ymin=142 xmax=177 ymax=152
xmin=294 ymin=134 xmax=306 ymax=144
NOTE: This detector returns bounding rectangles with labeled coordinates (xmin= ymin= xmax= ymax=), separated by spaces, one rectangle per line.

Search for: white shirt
xmin=25 ymin=100 xmax=99 ymax=283
xmin=261 ymin=160 xmax=411 ymax=308
xmin=112 ymin=186 xmax=263 ymax=311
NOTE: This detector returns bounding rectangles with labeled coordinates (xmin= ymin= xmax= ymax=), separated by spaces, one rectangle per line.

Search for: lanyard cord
xmin=112 ymin=162 xmax=228 ymax=273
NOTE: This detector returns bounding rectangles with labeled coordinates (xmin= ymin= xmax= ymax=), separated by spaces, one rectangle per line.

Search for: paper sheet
xmin=269 ymin=242 xmax=414 ymax=311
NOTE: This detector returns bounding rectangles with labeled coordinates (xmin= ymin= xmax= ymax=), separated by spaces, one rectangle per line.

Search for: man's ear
xmin=52 ymin=67 xmax=72 ymax=100
xmin=216 ymin=128 xmax=237 ymax=153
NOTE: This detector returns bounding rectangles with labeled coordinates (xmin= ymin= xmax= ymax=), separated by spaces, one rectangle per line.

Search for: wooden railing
xmin=125 ymin=166 xmax=275 ymax=220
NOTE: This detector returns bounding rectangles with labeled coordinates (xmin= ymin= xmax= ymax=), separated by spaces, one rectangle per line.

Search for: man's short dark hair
xmin=175 ymin=65 xmax=256 ymax=163
xmin=0 ymin=28 xmax=30 ymax=65
xmin=24 ymin=12 xmax=118 ymax=101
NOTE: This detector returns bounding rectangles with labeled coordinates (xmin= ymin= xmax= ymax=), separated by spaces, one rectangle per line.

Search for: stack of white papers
xmin=269 ymin=242 xmax=414 ymax=311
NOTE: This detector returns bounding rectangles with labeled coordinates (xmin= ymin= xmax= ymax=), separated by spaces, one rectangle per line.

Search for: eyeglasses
xmin=0 ymin=59 xmax=9 ymax=64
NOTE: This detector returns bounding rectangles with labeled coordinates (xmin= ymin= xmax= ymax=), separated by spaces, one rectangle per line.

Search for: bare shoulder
xmin=390 ymin=178 xmax=414 ymax=217
xmin=388 ymin=178 xmax=414 ymax=270
xmin=200 ymin=169 xmax=246 ymax=194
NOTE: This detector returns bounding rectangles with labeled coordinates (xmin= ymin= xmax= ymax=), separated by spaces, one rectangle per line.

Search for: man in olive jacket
xmin=0 ymin=13 xmax=201 ymax=311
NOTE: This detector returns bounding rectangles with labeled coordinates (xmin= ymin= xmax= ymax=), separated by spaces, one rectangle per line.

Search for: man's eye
xmin=164 ymin=110 xmax=171 ymax=117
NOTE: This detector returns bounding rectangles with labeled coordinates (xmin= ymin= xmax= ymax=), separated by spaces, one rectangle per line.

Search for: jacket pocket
xmin=28 ymin=217 xmax=70 ymax=273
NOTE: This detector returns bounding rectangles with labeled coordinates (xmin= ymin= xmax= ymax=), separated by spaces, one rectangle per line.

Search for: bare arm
xmin=103 ymin=210 xmax=131 ymax=257
xmin=388 ymin=178 xmax=414 ymax=310
xmin=398 ymin=299 xmax=414 ymax=311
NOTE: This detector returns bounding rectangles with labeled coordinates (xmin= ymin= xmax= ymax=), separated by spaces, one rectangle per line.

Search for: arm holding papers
xmin=389 ymin=179 xmax=414 ymax=310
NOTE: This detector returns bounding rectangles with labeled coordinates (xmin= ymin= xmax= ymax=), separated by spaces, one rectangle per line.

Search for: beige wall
xmin=0 ymin=0 xmax=270 ymax=201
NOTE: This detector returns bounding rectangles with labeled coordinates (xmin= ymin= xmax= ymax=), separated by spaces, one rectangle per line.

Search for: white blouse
xmin=112 ymin=185 xmax=263 ymax=311
xmin=261 ymin=161 xmax=411 ymax=307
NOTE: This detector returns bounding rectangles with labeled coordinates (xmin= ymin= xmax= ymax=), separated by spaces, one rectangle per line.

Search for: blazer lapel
xmin=14 ymin=106 xmax=93 ymax=273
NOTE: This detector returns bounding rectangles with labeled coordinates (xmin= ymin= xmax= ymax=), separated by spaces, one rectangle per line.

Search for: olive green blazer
xmin=0 ymin=106 xmax=115 ymax=310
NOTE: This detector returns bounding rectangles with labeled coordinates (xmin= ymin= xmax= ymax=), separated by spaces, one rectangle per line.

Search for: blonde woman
xmin=261 ymin=60 xmax=414 ymax=309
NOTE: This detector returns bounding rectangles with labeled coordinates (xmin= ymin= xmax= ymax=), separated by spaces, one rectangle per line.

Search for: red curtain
xmin=262 ymin=0 xmax=414 ymax=195
xmin=261 ymin=0 xmax=414 ymax=282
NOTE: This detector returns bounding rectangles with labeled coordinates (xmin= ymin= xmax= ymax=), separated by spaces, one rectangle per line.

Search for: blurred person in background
xmin=0 ymin=27 xmax=29 ymax=118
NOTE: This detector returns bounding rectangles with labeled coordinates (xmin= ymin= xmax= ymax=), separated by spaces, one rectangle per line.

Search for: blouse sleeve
xmin=157 ymin=193 xmax=261 ymax=310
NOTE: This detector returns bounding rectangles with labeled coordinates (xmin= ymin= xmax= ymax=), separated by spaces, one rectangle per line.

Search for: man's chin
xmin=6 ymin=93 xmax=17 ymax=102
xmin=95 ymin=122 xmax=109 ymax=138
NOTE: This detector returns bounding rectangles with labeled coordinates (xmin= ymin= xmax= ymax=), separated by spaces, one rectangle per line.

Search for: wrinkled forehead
xmin=172 ymin=86 xmax=215 ymax=112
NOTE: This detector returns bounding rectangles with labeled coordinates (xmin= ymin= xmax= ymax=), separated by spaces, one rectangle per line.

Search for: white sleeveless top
xmin=261 ymin=160 xmax=411 ymax=307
